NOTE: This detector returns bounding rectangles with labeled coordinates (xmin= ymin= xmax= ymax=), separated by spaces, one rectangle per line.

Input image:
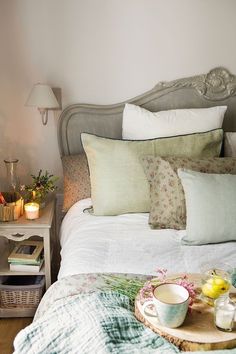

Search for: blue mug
xmin=143 ymin=283 xmax=190 ymax=328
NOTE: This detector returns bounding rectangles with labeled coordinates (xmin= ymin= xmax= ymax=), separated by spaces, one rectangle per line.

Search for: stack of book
xmin=8 ymin=240 xmax=44 ymax=272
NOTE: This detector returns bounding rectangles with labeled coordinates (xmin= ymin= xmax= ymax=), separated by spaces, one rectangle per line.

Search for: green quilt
xmin=13 ymin=273 xmax=236 ymax=354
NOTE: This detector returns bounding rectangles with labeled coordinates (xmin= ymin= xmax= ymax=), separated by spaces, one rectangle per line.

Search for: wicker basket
xmin=0 ymin=275 xmax=45 ymax=309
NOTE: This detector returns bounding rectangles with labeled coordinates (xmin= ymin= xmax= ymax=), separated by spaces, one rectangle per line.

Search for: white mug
xmin=143 ymin=283 xmax=190 ymax=328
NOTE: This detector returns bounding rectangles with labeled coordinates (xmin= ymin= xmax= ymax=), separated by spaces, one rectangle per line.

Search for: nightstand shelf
xmin=0 ymin=248 xmax=45 ymax=276
xmin=0 ymin=307 xmax=36 ymax=318
xmin=0 ymin=199 xmax=56 ymax=317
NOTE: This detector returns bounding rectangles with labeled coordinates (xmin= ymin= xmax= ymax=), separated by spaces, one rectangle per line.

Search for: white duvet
xmin=58 ymin=198 xmax=236 ymax=279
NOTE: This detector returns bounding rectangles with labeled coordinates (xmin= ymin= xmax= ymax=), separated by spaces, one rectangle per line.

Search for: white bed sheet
xmin=58 ymin=198 xmax=236 ymax=279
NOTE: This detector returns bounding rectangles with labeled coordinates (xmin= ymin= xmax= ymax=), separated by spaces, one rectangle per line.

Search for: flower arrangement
xmin=22 ymin=170 xmax=58 ymax=204
xmin=102 ymin=269 xmax=196 ymax=309
xmin=140 ymin=269 xmax=196 ymax=308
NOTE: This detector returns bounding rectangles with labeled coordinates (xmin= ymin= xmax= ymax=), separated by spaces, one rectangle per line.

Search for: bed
xmin=14 ymin=67 xmax=236 ymax=354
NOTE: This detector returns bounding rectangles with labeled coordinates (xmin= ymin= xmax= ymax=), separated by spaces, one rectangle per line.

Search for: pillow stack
xmin=63 ymin=101 xmax=232 ymax=245
xmin=81 ymin=130 xmax=223 ymax=216
xmin=81 ymin=103 xmax=225 ymax=215
xmin=141 ymin=156 xmax=236 ymax=230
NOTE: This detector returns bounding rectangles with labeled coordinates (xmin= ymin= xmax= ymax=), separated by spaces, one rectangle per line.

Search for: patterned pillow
xmin=141 ymin=156 xmax=236 ymax=230
xmin=62 ymin=154 xmax=91 ymax=212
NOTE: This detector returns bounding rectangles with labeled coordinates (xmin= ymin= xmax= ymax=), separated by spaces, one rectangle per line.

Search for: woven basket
xmin=0 ymin=192 xmax=24 ymax=222
xmin=0 ymin=276 xmax=45 ymax=309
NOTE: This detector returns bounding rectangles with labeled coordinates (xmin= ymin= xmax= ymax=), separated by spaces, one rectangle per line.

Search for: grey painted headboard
xmin=58 ymin=67 xmax=236 ymax=156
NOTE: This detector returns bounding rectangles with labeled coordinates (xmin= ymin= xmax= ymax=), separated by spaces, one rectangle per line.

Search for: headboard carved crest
xmin=58 ymin=67 xmax=236 ymax=156
xmin=157 ymin=67 xmax=236 ymax=101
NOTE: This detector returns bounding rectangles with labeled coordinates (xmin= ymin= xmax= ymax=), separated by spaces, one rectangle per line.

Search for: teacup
xmin=143 ymin=283 xmax=190 ymax=328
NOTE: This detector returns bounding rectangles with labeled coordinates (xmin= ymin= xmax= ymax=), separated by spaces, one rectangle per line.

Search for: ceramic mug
xmin=143 ymin=283 xmax=190 ymax=328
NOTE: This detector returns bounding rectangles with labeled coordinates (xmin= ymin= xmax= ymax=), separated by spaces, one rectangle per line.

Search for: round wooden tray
xmin=135 ymin=281 xmax=236 ymax=352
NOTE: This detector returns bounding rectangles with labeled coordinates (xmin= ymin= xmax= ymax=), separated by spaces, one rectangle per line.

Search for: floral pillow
xmin=141 ymin=156 xmax=236 ymax=230
xmin=62 ymin=154 xmax=91 ymax=212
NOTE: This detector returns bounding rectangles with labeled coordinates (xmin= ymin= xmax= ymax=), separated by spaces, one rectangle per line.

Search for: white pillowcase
xmin=122 ymin=103 xmax=227 ymax=140
xmin=224 ymin=132 xmax=236 ymax=157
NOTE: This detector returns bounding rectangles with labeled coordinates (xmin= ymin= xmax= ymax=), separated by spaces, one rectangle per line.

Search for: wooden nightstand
xmin=0 ymin=199 xmax=56 ymax=317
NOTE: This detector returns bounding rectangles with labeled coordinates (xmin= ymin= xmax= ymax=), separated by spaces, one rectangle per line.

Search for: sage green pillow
xmin=81 ymin=129 xmax=223 ymax=216
xmin=178 ymin=169 xmax=236 ymax=245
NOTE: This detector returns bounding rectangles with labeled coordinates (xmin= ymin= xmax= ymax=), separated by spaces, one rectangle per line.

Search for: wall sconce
xmin=26 ymin=84 xmax=59 ymax=125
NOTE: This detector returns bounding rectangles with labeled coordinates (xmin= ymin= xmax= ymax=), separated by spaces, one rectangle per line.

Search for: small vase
xmin=4 ymin=158 xmax=20 ymax=192
xmin=4 ymin=158 xmax=24 ymax=217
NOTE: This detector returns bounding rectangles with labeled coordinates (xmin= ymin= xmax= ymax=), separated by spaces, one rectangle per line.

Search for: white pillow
xmin=224 ymin=132 xmax=236 ymax=157
xmin=122 ymin=103 xmax=227 ymax=140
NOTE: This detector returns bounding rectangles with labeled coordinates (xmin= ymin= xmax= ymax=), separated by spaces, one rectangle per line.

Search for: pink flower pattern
xmin=139 ymin=269 xmax=196 ymax=310
xmin=62 ymin=153 xmax=91 ymax=211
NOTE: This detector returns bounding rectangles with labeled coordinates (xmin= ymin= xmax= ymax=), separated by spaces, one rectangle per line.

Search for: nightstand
xmin=0 ymin=199 xmax=56 ymax=317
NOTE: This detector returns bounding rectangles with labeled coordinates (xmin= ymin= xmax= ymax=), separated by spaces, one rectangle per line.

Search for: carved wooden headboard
xmin=58 ymin=67 xmax=236 ymax=156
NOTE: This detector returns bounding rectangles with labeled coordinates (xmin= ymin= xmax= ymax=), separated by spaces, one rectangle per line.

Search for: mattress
xmin=58 ymin=198 xmax=236 ymax=279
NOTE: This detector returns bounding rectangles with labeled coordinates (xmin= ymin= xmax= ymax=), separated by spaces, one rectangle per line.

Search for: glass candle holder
xmin=24 ymin=202 xmax=39 ymax=220
xmin=200 ymin=262 xmax=232 ymax=306
xmin=214 ymin=296 xmax=236 ymax=332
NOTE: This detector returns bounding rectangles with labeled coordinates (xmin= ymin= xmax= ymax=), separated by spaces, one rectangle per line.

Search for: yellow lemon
xmin=202 ymin=276 xmax=230 ymax=299
xmin=213 ymin=276 xmax=229 ymax=287
xmin=202 ymin=283 xmax=220 ymax=299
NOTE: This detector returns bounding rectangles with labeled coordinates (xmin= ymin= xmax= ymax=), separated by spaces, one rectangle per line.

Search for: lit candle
xmin=215 ymin=300 xmax=235 ymax=331
xmin=32 ymin=190 xmax=36 ymax=200
xmin=24 ymin=202 xmax=39 ymax=220
xmin=14 ymin=205 xmax=21 ymax=220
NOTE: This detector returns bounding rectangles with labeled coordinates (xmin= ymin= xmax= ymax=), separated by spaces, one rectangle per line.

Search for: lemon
xmin=202 ymin=276 xmax=230 ymax=299
xmin=213 ymin=276 xmax=228 ymax=287
xmin=202 ymin=283 xmax=221 ymax=299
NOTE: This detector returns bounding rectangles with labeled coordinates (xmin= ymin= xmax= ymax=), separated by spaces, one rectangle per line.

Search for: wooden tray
xmin=135 ymin=291 xmax=236 ymax=352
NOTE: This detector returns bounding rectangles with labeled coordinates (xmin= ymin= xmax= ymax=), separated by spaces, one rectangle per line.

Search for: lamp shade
xmin=26 ymin=84 xmax=59 ymax=109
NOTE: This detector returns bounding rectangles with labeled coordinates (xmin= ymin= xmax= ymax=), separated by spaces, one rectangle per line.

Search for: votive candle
xmin=215 ymin=298 xmax=236 ymax=331
xmin=24 ymin=202 xmax=39 ymax=220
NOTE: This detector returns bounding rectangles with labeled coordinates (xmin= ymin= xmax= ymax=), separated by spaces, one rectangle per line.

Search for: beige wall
xmin=1 ymin=0 xmax=236 ymax=189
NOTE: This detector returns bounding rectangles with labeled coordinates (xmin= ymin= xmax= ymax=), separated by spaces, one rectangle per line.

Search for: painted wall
xmin=1 ymin=0 xmax=236 ymax=189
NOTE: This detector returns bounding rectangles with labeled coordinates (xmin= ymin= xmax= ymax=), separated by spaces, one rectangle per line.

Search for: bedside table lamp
xmin=26 ymin=84 xmax=59 ymax=125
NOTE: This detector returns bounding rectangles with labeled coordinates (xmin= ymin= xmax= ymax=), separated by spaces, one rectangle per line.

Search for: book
xmin=9 ymin=258 xmax=44 ymax=272
xmin=8 ymin=240 xmax=44 ymax=263
xmin=10 ymin=256 xmax=43 ymax=266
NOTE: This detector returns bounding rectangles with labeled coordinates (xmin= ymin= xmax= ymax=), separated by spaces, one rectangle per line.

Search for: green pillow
xmin=81 ymin=129 xmax=223 ymax=215
xmin=178 ymin=169 xmax=236 ymax=245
